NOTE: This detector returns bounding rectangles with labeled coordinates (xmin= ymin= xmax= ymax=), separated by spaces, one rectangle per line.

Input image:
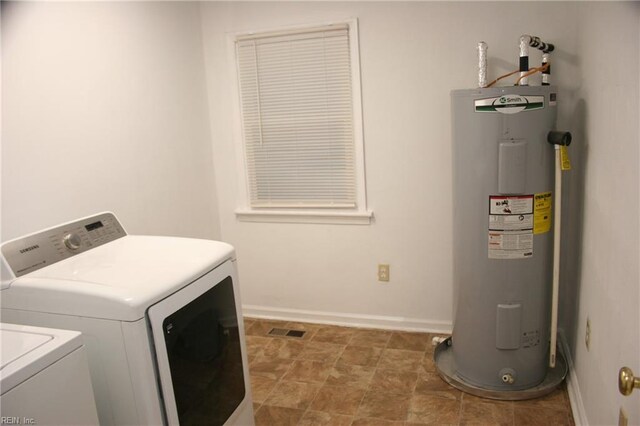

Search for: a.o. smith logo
xmin=19 ymin=244 xmax=40 ymax=254
xmin=499 ymin=96 xmax=525 ymax=104
xmin=475 ymin=95 xmax=544 ymax=114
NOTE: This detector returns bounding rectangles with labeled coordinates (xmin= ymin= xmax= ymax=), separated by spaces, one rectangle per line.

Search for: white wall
xmin=200 ymin=1 xmax=582 ymax=330
xmin=203 ymin=5 xmax=639 ymax=422
xmin=564 ymin=3 xmax=639 ymax=425
xmin=1 ymin=2 xmax=219 ymax=241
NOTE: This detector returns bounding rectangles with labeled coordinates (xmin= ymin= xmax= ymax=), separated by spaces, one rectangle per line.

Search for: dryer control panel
xmin=1 ymin=212 xmax=126 ymax=278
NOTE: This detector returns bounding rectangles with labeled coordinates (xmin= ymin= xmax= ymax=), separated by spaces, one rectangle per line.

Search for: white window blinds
xmin=236 ymin=24 xmax=357 ymax=208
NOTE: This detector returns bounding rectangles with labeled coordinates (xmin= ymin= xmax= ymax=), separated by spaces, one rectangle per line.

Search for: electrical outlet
xmin=618 ymin=407 xmax=628 ymax=426
xmin=378 ymin=264 xmax=390 ymax=282
xmin=585 ymin=317 xmax=591 ymax=351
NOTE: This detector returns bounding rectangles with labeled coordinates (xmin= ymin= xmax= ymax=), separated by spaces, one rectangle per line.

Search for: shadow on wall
xmin=559 ymin=98 xmax=587 ymax=360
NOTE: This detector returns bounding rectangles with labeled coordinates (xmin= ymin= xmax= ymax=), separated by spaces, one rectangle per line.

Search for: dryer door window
xmin=148 ymin=261 xmax=247 ymax=426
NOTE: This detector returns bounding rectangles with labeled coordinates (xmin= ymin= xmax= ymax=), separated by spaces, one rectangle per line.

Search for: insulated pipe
xmin=519 ymin=35 xmax=555 ymax=86
xmin=542 ymin=53 xmax=551 ymax=86
xmin=519 ymin=36 xmax=530 ymax=86
xmin=531 ymin=36 xmax=555 ymax=54
xmin=547 ymin=130 xmax=571 ymax=368
xmin=478 ymin=41 xmax=488 ymax=88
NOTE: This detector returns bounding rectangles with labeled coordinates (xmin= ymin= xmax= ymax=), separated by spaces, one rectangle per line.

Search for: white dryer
xmin=0 ymin=212 xmax=254 ymax=426
xmin=0 ymin=323 xmax=99 ymax=425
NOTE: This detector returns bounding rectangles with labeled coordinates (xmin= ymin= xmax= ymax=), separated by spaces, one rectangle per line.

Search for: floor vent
xmin=268 ymin=328 xmax=306 ymax=339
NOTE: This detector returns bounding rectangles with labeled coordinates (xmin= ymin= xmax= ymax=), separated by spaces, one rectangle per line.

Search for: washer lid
xmin=1 ymin=329 xmax=52 ymax=368
xmin=1 ymin=236 xmax=235 ymax=321
xmin=0 ymin=323 xmax=82 ymax=394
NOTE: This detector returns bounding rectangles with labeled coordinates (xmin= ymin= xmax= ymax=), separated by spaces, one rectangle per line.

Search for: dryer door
xmin=148 ymin=260 xmax=247 ymax=425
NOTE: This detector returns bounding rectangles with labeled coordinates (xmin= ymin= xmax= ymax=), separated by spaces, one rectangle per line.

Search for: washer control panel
xmin=1 ymin=212 xmax=126 ymax=278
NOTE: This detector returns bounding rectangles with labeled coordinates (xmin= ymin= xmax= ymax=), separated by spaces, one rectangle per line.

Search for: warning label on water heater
xmin=488 ymin=195 xmax=534 ymax=259
xmin=534 ymin=192 xmax=552 ymax=234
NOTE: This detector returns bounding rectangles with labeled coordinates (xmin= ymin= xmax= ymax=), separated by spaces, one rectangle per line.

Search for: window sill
xmin=235 ymin=209 xmax=373 ymax=225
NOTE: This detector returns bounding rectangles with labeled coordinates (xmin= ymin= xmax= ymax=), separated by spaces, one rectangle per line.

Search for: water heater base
xmin=434 ymin=337 xmax=568 ymax=401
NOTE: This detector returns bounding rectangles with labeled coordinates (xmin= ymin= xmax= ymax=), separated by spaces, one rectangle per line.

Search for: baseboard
xmin=242 ymin=304 xmax=453 ymax=334
xmin=559 ymin=329 xmax=588 ymax=426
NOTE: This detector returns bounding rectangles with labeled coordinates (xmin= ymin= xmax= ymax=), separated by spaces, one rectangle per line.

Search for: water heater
xmin=435 ymin=37 xmax=569 ymax=400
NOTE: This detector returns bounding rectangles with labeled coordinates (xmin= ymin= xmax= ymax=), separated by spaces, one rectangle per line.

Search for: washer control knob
xmin=63 ymin=233 xmax=82 ymax=250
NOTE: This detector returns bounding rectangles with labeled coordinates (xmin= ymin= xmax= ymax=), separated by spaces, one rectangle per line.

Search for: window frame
xmin=228 ymin=18 xmax=371 ymax=225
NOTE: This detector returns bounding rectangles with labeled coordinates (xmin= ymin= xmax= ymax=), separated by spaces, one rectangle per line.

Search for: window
xmin=232 ymin=20 xmax=371 ymax=224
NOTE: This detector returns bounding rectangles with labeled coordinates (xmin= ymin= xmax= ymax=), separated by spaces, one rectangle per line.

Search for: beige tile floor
xmin=244 ymin=318 xmax=574 ymax=426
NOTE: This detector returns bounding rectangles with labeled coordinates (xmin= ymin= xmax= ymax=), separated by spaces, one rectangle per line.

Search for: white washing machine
xmin=0 ymin=323 xmax=99 ymax=425
xmin=0 ymin=212 xmax=254 ymax=426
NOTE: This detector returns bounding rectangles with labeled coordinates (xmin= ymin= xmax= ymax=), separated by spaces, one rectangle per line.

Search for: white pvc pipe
xmin=432 ymin=336 xmax=447 ymax=346
xmin=550 ymin=145 xmax=562 ymax=368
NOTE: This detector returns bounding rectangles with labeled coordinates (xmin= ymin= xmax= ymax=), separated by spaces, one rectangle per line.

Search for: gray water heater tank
xmin=450 ymin=86 xmax=556 ymax=391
